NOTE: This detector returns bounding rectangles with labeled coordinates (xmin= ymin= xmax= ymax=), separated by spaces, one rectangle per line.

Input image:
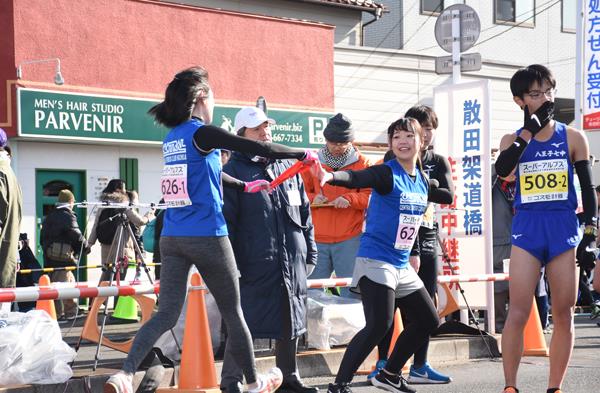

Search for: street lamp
xmin=16 ymin=58 xmax=64 ymax=85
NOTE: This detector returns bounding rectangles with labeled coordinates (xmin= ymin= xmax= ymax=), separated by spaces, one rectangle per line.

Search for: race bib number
xmin=519 ymin=159 xmax=568 ymax=203
xmin=161 ymin=164 xmax=191 ymax=207
xmin=394 ymin=214 xmax=422 ymax=250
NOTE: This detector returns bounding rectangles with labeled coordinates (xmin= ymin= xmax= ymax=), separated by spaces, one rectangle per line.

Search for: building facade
xmin=2 ymin=0 xmax=596 ymax=278
xmin=355 ymin=0 xmax=579 ymax=146
xmin=2 ymin=0 xmax=344 ymax=278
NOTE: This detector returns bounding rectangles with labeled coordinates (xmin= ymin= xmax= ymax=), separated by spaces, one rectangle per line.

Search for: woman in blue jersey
xmin=318 ymin=118 xmax=439 ymax=393
xmin=105 ymin=66 xmax=318 ymax=393
xmin=495 ymin=64 xmax=597 ymax=393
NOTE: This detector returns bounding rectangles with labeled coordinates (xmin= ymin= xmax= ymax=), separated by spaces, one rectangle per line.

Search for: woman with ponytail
xmin=105 ymin=66 xmax=319 ymax=393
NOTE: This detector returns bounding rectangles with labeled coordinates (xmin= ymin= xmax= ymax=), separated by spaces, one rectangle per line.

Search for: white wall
xmin=334 ymin=45 xmax=522 ymax=149
xmin=12 ymin=140 xmax=163 ymax=281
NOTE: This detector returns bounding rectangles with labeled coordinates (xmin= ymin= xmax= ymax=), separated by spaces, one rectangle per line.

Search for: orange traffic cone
xmin=522 ymin=299 xmax=549 ymax=356
xmin=36 ymin=274 xmax=57 ymax=320
xmin=79 ymin=281 xmax=155 ymax=353
xmin=437 ymin=283 xmax=460 ymax=318
xmin=388 ymin=309 xmax=410 ymax=373
xmin=388 ymin=309 xmax=403 ymax=356
xmin=157 ymin=273 xmax=220 ymax=393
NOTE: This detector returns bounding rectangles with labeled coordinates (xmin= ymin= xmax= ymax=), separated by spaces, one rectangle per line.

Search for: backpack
xmin=142 ymin=218 xmax=156 ymax=251
xmin=96 ymin=208 xmax=124 ymax=245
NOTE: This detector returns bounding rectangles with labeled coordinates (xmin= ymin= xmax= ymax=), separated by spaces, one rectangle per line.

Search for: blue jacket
xmin=223 ymin=152 xmax=317 ymax=339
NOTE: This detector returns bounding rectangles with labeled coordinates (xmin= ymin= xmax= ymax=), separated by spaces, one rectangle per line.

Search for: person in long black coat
xmin=221 ymin=107 xmax=318 ymax=393
xmin=40 ymin=189 xmax=89 ymax=319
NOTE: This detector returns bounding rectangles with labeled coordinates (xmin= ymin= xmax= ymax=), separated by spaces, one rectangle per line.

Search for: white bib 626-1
xmin=161 ymin=163 xmax=192 ymax=207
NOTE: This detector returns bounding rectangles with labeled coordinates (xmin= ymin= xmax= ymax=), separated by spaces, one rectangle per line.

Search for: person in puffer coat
xmin=87 ymin=179 xmax=154 ymax=282
xmin=221 ymin=107 xmax=318 ymax=393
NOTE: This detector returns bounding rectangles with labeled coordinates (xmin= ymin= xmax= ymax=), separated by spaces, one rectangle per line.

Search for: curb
xmin=0 ymin=335 xmax=500 ymax=392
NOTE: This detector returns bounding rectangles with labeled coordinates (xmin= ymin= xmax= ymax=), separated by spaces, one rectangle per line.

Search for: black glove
xmin=523 ymin=101 xmax=554 ymax=137
xmin=576 ymin=232 xmax=597 ymax=270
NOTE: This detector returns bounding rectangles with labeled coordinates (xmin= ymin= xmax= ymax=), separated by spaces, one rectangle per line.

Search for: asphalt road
xmin=300 ymin=315 xmax=600 ymax=393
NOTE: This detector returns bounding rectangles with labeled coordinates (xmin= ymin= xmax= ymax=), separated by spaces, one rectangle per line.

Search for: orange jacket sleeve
xmin=301 ymin=171 xmax=320 ymax=203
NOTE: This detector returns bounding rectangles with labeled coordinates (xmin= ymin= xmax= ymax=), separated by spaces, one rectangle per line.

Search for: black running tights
xmin=335 ymin=278 xmax=438 ymax=383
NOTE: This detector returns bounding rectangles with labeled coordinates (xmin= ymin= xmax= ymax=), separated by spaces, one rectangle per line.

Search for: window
xmin=119 ymin=158 xmax=139 ymax=192
xmin=42 ymin=180 xmax=72 ymax=197
xmin=562 ymin=0 xmax=576 ymax=32
xmin=421 ymin=0 xmax=464 ymax=15
xmin=495 ymin=0 xmax=535 ymax=25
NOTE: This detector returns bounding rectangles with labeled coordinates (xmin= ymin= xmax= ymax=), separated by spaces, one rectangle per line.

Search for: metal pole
xmin=483 ymin=80 xmax=495 ymax=335
xmin=452 ymin=9 xmax=461 ymax=84
xmin=574 ymin=0 xmax=584 ymax=130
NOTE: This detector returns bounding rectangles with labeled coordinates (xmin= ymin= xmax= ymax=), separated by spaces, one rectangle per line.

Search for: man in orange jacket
xmin=301 ymin=113 xmax=370 ymax=297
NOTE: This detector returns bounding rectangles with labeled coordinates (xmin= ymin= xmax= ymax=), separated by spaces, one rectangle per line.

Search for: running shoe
xmin=104 ymin=371 xmax=133 ymax=393
xmin=371 ymin=371 xmax=416 ymax=393
xmin=502 ymin=387 xmax=519 ymax=393
xmin=367 ymin=359 xmax=388 ymax=381
xmin=327 ymin=383 xmax=352 ymax=393
xmin=407 ymin=362 xmax=451 ymax=384
xmin=590 ymin=301 xmax=600 ymax=320
xmin=248 ymin=367 xmax=283 ymax=393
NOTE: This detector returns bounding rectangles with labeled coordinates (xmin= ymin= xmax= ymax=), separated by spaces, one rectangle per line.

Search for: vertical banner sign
xmin=583 ymin=2 xmax=600 ymax=130
xmin=433 ymin=80 xmax=493 ymax=309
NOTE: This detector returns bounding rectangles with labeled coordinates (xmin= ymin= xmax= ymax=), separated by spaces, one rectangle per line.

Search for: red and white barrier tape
xmin=1 ymin=273 xmax=509 ymax=303
xmin=307 ymin=278 xmax=353 ymax=289
xmin=307 ymin=273 xmax=509 ymax=289
xmin=0 ymin=280 xmax=156 ymax=293
xmin=437 ymin=273 xmax=509 ymax=284
xmin=0 ymin=283 xmax=160 ymax=303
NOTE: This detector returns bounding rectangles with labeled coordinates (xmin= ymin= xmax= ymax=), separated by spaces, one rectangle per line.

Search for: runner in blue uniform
xmin=319 ymin=118 xmax=440 ymax=393
xmin=104 ymin=66 xmax=319 ymax=393
xmin=495 ymin=64 xmax=598 ymax=393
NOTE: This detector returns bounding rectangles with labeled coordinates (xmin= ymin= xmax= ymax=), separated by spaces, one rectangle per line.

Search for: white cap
xmin=234 ymin=107 xmax=275 ymax=133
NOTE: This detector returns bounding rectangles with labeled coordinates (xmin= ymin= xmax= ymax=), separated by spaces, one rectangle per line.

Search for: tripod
xmin=74 ymin=208 xmax=180 ymax=370
xmin=436 ymin=232 xmax=495 ymax=359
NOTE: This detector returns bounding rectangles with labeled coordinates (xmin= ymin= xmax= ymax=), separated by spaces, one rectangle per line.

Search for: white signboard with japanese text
xmin=433 ymin=80 xmax=493 ymax=309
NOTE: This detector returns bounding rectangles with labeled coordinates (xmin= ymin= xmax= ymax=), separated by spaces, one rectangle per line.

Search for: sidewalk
xmin=0 ymin=315 xmax=500 ymax=393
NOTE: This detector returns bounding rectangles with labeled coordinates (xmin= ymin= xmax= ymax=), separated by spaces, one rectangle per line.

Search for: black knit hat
xmin=323 ymin=113 xmax=354 ymax=143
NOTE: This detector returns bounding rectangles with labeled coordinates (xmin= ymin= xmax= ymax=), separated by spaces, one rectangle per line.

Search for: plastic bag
xmin=306 ymin=291 xmax=365 ymax=350
xmin=0 ymin=310 xmax=76 ymax=385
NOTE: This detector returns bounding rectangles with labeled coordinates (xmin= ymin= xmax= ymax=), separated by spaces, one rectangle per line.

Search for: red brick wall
xmin=2 ymin=0 xmax=334 ymax=135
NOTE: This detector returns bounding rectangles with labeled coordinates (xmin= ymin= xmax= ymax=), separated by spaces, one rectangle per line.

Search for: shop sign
xmin=213 ymin=106 xmax=330 ymax=148
xmin=18 ymin=88 xmax=332 ymax=148
xmin=18 ymin=88 xmax=169 ymax=144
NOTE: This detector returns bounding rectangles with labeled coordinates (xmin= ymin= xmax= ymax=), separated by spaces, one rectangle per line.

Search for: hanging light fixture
xmin=16 ymin=58 xmax=64 ymax=85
